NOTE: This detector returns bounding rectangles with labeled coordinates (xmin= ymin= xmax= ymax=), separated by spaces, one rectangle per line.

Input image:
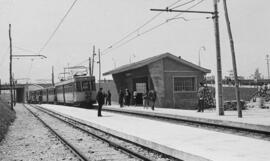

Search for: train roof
xmin=55 ymin=76 xmax=94 ymax=86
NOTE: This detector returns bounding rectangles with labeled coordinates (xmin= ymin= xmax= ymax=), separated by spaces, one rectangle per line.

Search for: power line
xmin=170 ymin=0 xmax=196 ymax=9
xmin=14 ymin=46 xmax=38 ymax=54
xmin=101 ymin=0 xmax=184 ymax=54
xmin=38 ymin=0 xmax=78 ymax=53
xmin=102 ymin=0 xmax=206 ymax=55
xmin=173 ymin=0 xmax=205 ymax=18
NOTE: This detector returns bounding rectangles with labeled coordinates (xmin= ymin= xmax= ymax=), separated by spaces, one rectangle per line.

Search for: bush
xmin=0 ymin=99 xmax=16 ymax=142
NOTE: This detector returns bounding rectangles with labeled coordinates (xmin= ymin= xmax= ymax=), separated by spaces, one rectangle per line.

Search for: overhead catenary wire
xmin=14 ymin=46 xmax=38 ymax=54
xmin=101 ymin=0 xmax=184 ymax=54
xmin=102 ymin=0 xmax=206 ymax=55
xmin=170 ymin=0 xmax=196 ymax=10
xmin=73 ymin=0 xmax=185 ymax=67
xmin=38 ymin=0 xmax=78 ymax=53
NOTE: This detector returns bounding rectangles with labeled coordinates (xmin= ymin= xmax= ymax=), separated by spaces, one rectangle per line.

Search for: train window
xmin=76 ymin=81 xmax=82 ymax=92
xmin=56 ymin=86 xmax=62 ymax=93
xmin=65 ymin=84 xmax=73 ymax=93
xmin=91 ymin=80 xmax=96 ymax=91
xmin=82 ymin=81 xmax=90 ymax=91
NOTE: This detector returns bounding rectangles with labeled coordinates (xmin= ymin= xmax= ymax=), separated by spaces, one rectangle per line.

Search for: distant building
xmin=103 ymin=53 xmax=211 ymax=109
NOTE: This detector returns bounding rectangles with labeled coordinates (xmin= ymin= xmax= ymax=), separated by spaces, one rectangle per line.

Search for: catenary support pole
xmin=213 ymin=0 xmax=224 ymax=115
xmin=89 ymin=57 xmax=92 ymax=77
xmin=13 ymin=73 xmax=16 ymax=106
xmin=9 ymin=24 xmax=14 ymax=110
xmin=92 ymin=45 xmax=95 ymax=76
xmin=266 ymin=55 xmax=270 ymax=79
xmin=52 ymin=66 xmax=55 ymax=86
xmin=98 ymin=49 xmax=101 ymax=89
xmin=222 ymin=0 xmax=241 ymax=117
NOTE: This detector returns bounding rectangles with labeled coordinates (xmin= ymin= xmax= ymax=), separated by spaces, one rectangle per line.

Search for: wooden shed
xmin=103 ymin=53 xmax=211 ymax=109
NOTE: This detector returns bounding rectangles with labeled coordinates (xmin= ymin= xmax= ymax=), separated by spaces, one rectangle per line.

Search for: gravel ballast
xmin=0 ymin=104 xmax=79 ymax=161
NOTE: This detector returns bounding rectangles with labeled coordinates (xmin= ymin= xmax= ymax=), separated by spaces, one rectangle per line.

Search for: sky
xmin=0 ymin=0 xmax=269 ymax=84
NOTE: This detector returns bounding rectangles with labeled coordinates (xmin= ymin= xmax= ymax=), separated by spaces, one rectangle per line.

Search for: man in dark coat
xmin=106 ymin=90 xmax=111 ymax=105
xmin=197 ymin=82 xmax=205 ymax=112
xmin=119 ymin=89 xmax=124 ymax=107
xmin=124 ymin=89 xmax=131 ymax=106
xmin=149 ymin=90 xmax=157 ymax=110
xmin=96 ymin=88 xmax=105 ymax=117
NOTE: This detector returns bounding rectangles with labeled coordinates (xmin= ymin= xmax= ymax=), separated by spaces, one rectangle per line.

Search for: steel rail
xmin=23 ymin=104 xmax=91 ymax=161
xmin=28 ymin=104 xmax=163 ymax=161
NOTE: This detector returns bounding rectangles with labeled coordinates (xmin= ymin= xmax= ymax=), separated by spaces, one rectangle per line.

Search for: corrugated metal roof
xmin=103 ymin=52 xmax=211 ymax=75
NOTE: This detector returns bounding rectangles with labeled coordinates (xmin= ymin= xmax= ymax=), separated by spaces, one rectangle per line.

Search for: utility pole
xmin=13 ymin=73 xmax=16 ymax=106
xmin=9 ymin=24 xmax=14 ymax=110
xmin=150 ymin=0 xmax=224 ymax=115
xmin=213 ymin=0 xmax=224 ymax=115
xmin=222 ymin=0 xmax=241 ymax=117
xmin=98 ymin=49 xmax=101 ymax=90
xmin=52 ymin=66 xmax=55 ymax=86
xmin=89 ymin=57 xmax=92 ymax=77
xmin=266 ymin=54 xmax=270 ymax=79
xmin=92 ymin=45 xmax=96 ymax=76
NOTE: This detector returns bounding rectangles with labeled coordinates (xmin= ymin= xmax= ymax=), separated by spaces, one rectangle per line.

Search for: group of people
xmin=96 ymin=88 xmax=157 ymax=116
xmin=118 ymin=88 xmax=131 ymax=107
xmin=143 ymin=90 xmax=157 ymax=110
xmin=118 ymin=89 xmax=157 ymax=110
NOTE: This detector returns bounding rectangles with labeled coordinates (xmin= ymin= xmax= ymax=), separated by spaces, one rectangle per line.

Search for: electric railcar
xmin=28 ymin=76 xmax=96 ymax=106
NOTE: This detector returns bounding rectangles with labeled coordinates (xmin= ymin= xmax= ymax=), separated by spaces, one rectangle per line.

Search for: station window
xmin=136 ymin=83 xmax=147 ymax=93
xmin=174 ymin=77 xmax=195 ymax=92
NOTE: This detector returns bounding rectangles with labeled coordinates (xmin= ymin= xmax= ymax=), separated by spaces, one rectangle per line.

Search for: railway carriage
xmin=55 ymin=76 xmax=96 ymax=105
xmin=47 ymin=87 xmax=55 ymax=103
xmin=28 ymin=76 xmax=96 ymax=106
xmin=42 ymin=88 xmax=48 ymax=103
xmin=28 ymin=89 xmax=42 ymax=103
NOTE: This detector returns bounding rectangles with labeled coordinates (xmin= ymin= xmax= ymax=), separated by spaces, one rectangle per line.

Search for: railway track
xmin=25 ymin=104 xmax=182 ymax=161
xmin=102 ymin=108 xmax=270 ymax=141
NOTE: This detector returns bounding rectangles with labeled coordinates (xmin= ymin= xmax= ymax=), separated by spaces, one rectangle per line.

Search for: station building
xmin=103 ymin=53 xmax=211 ymax=109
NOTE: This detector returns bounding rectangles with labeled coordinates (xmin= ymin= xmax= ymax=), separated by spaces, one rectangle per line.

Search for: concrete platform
xmin=102 ymin=104 xmax=270 ymax=133
xmin=40 ymin=104 xmax=270 ymax=161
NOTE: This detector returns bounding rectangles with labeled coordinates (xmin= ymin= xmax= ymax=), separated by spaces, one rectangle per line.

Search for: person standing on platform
xmin=133 ymin=90 xmax=137 ymax=106
xmin=106 ymin=90 xmax=111 ymax=105
xmin=119 ymin=89 xmax=124 ymax=107
xmin=197 ymin=82 xmax=206 ymax=112
xmin=124 ymin=88 xmax=131 ymax=106
xmin=96 ymin=88 xmax=105 ymax=117
xmin=149 ymin=90 xmax=157 ymax=110
xmin=143 ymin=91 xmax=149 ymax=109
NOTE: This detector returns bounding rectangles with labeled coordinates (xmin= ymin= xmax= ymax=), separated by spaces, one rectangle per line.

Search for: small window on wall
xmin=174 ymin=77 xmax=195 ymax=92
xmin=136 ymin=83 xmax=147 ymax=93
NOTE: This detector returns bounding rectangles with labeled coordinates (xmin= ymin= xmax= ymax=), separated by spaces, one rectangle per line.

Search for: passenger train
xmin=28 ymin=76 xmax=96 ymax=106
